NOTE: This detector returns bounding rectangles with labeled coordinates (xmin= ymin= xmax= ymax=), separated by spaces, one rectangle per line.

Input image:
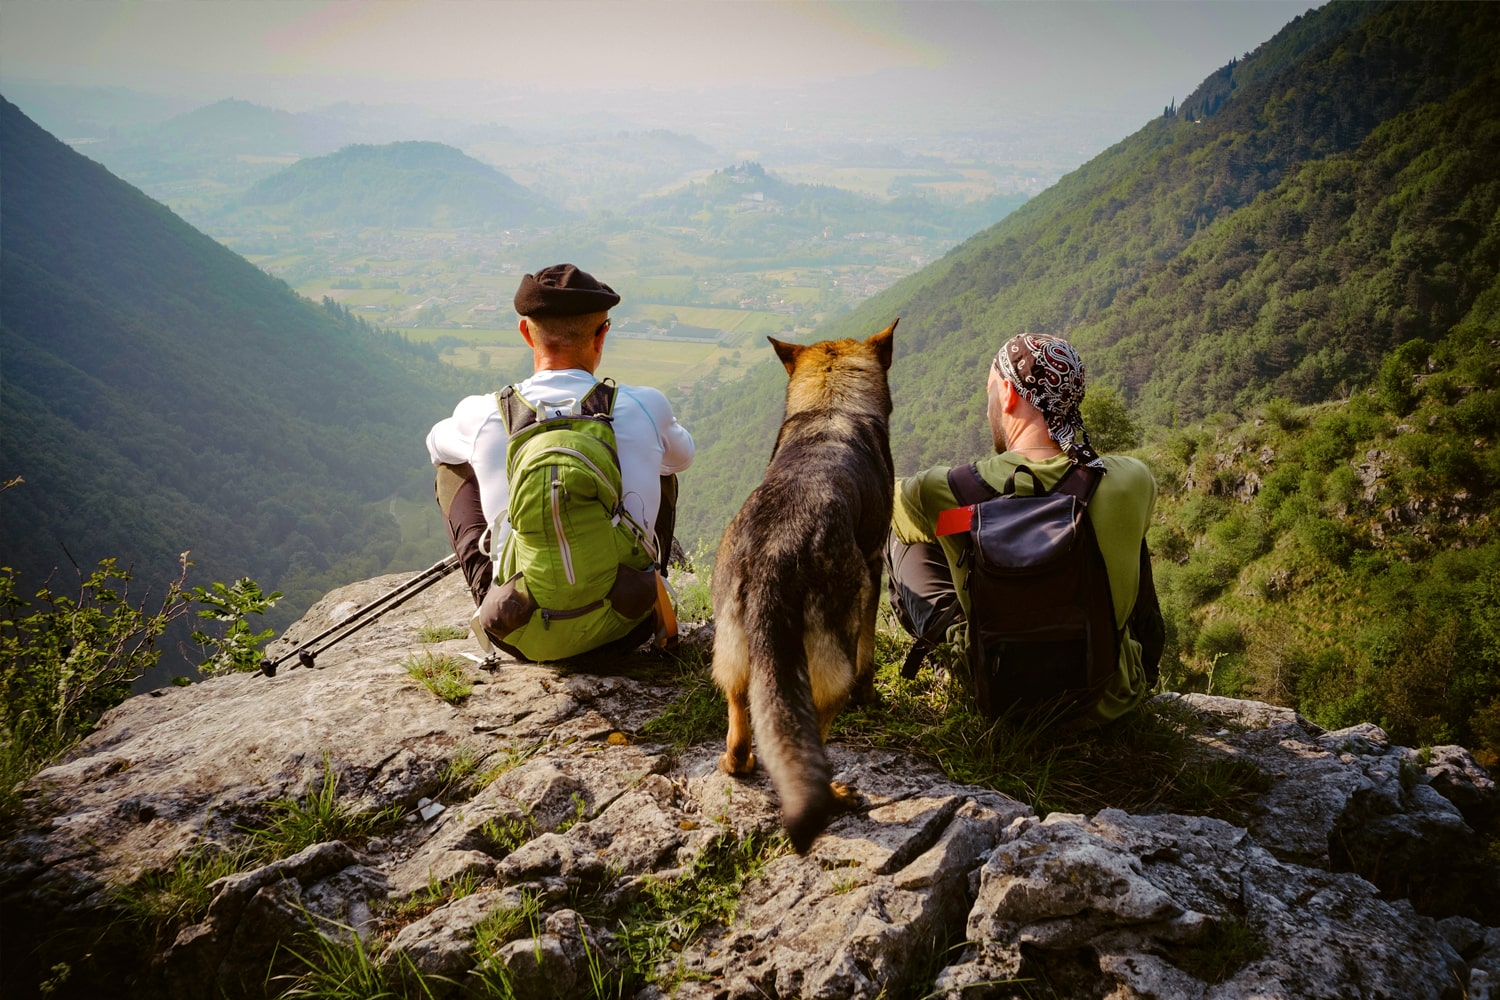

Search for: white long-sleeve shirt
xmin=426 ymin=368 xmax=694 ymax=551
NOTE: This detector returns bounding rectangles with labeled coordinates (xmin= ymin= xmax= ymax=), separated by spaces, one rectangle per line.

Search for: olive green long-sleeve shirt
xmin=892 ymin=451 xmax=1158 ymax=725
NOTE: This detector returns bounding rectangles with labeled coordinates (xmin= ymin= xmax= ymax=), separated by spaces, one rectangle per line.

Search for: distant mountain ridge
xmin=638 ymin=159 xmax=1027 ymax=241
xmin=0 ymin=97 xmax=460 ymax=641
xmin=234 ymin=140 xmax=557 ymax=230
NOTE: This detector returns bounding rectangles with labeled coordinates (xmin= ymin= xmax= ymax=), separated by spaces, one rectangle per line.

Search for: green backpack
xmin=480 ymin=380 xmax=659 ymax=661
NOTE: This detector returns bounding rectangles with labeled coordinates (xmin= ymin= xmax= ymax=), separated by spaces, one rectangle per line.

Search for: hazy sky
xmin=1 ymin=0 xmax=1321 ymax=126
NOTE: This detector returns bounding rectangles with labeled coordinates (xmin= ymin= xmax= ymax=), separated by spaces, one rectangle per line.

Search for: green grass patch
xmin=111 ymin=842 xmax=257 ymax=950
xmin=273 ymin=916 xmax=443 ymax=1000
xmin=638 ymin=644 xmax=725 ymax=752
xmin=404 ymin=650 xmax=474 ymax=705
xmin=830 ymin=621 xmax=1273 ymax=820
xmin=468 ymin=890 xmax=545 ymax=997
xmin=479 ymin=813 xmax=536 ymax=858
xmin=1169 ymin=916 xmax=1268 ymax=984
xmin=416 ymin=623 xmax=470 ymax=643
xmin=609 ymin=830 xmax=787 ymax=993
xmin=474 ymin=738 xmax=553 ymax=788
xmin=240 ymin=755 xmax=402 ymax=863
xmin=384 ymin=870 xmax=487 ymax=924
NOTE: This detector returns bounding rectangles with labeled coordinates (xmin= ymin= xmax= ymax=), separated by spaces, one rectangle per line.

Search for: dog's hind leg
xmin=712 ymin=620 xmax=756 ymax=776
xmin=850 ymin=557 xmax=883 ymax=708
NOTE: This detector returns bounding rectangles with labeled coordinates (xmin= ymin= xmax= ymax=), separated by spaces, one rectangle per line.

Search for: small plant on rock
xmin=404 ymin=650 xmax=473 ymax=705
xmin=241 ymin=754 xmax=400 ymax=862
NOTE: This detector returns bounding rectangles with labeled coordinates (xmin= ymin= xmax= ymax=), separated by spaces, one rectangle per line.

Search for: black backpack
xmin=939 ymin=462 xmax=1163 ymax=719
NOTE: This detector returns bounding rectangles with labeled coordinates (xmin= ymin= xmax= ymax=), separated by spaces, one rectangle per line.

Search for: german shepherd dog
xmin=711 ymin=320 xmax=897 ymax=853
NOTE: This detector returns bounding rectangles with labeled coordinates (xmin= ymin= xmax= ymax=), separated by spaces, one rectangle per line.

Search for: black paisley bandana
xmin=993 ymin=333 xmax=1105 ymax=469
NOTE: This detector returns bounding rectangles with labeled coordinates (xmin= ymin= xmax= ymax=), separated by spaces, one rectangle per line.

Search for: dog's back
xmin=712 ymin=320 xmax=896 ymax=852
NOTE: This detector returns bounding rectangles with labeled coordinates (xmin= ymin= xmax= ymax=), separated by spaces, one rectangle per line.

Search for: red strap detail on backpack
xmin=935 ymin=505 xmax=974 ymax=536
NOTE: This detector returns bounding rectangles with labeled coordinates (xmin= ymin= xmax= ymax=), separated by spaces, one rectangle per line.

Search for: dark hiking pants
xmin=883 ymin=530 xmax=965 ymax=678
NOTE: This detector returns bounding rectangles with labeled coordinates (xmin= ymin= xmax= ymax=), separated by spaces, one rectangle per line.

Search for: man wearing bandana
xmin=885 ymin=333 xmax=1159 ymax=726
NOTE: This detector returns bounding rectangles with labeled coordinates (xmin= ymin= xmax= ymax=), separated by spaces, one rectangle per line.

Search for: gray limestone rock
xmin=1 ymin=575 xmax=1495 ymax=1000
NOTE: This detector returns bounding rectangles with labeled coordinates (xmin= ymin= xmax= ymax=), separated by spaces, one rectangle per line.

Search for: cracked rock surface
xmin=2 ymin=573 xmax=1496 ymax=998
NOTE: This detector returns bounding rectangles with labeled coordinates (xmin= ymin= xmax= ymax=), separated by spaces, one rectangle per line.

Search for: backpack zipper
xmin=550 ymin=467 xmax=575 ymax=585
xmin=532 ymin=446 xmax=620 ymax=508
xmin=540 ymin=599 xmax=605 ymax=629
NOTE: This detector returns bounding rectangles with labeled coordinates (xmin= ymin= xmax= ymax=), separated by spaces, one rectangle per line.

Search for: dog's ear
xmin=769 ymin=337 xmax=802 ymax=375
xmin=867 ymin=318 xmax=897 ymax=370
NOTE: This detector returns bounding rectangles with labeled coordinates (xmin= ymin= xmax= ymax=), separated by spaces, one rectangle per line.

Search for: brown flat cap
xmin=513 ymin=263 xmax=620 ymax=317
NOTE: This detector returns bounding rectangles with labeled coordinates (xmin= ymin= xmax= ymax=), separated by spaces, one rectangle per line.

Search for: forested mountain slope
xmin=0 ymin=98 xmax=461 ymax=631
xmin=233 ymin=141 xmax=557 ymax=230
xmin=677 ymin=0 xmax=1500 ymax=764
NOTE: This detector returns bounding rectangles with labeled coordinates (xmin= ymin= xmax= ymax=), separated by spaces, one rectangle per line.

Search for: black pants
xmin=435 ymin=462 xmax=680 ymax=608
xmin=883 ymin=530 xmax=966 ymax=676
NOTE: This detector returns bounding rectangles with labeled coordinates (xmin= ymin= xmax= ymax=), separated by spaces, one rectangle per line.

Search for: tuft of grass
xmin=555 ymin=792 xmax=589 ymax=834
xmin=479 ymin=813 xmax=536 ymax=858
xmin=240 ymin=754 xmax=402 ymax=863
xmin=1169 ymin=916 xmax=1267 ymax=984
xmin=638 ymin=643 xmax=725 ymax=751
xmin=474 ymin=738 xmax=553 ymax=789
xmin=468 ymin=890 xmax=545 ymax=998
xmin=671 ymin=571 xmax=713 ymax=624
xmin=831 ymin=625 xmax=1273 ymax=821
xmin=384 ymin=871 xmax=486 ymax=923
xmin=272 ymin=915 xmax=443 ymax=999
xmin=613 ymin=829 xmax=789 ymax=993
xmin=416 ymin=623 xmax=470 ymax=643
xmin=404 ymin=650 xmax=473 ymax=705
xmin=111 ymin=841 xmax=256 ymax=949
xmin=440 ymin=742 xmax=483 ymax=790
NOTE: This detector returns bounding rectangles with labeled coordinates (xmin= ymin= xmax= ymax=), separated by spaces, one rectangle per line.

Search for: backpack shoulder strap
xmin=579 ymin=378 xmax=617 ymax=419
xmin=498 ymin=379 xmax=617 ymax=434
xmin=1051 ymin=463 xmax=1104 ymax=505
xmin=947 ymin=462 xmax=1000 ymax=505
xmin=496 ymin=385 xmax=537 ymax=436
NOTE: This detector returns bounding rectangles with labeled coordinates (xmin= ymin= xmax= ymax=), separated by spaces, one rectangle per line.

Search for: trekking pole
xmin=259 ymin=553 xmax=462 ymax=677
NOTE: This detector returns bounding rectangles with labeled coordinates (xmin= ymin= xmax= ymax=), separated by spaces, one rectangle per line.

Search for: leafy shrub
xmin=1081 ymin=385 xmax=1143 ymax=452
xmin=1262 ymin=397 xmax=1307 ymax=431
xmin=1 ymin=556 xmax=191 ymax=817
xmin=1324 ymin=465 xmax=1363 ymax=512
xmin=1376 ymin=339 xmax=1430 ymax=415
xmin=191 ymin=577 xmax=282 ymax=675
xmin=1253 ymin=464 xmax=1303 ymax=522
xmin=1295 ymin=515 xmax=1354 ymax=567
xmin=1177 ymin=493 xmax=1230 ymax=534
xmin=1196 ymin=619 xmax=1245 ymax=659
xmin=1302 ymin=411 xmax=1356 ymax=472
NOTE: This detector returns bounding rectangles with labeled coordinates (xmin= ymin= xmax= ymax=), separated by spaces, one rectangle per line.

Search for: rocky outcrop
xmin=2 ymin=572 xmax=1497 ymax=999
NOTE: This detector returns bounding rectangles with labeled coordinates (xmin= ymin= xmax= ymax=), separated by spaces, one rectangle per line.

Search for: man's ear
xmin=518 ymin=318 xmax=535 ymax=347
xmin=999 ymin=378 xmax=1021 ymax=414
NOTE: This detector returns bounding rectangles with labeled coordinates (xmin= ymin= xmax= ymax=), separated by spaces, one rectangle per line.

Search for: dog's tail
xmin=746 ymin=597 xmax=834 ymax=853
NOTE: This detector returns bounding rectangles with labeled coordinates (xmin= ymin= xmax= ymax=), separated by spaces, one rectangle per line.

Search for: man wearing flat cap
xmin=427 ymin=264 xmax=694 ymax=658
